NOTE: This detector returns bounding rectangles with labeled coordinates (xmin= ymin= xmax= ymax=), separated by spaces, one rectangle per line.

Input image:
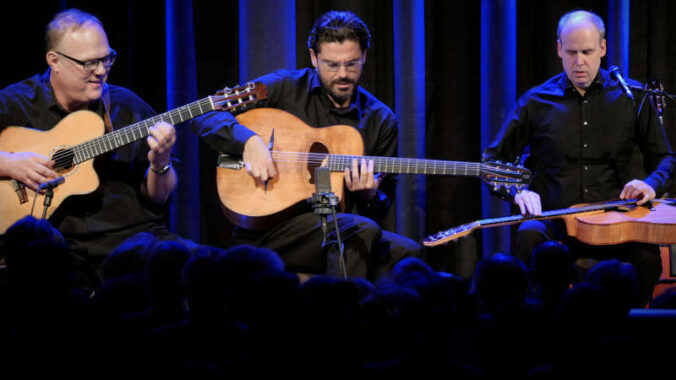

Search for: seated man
xmin=0 ymin=9 xmax=179 ymax=289
xmin=192 ymin=10 xmax=420 ymax=281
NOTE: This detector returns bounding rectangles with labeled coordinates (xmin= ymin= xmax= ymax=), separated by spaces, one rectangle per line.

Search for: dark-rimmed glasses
xmin=56 ymin=48 xmax=117 ymax=72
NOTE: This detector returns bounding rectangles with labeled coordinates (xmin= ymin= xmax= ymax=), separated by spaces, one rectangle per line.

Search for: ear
xmin=557 ymin=39 xmax=563 ymax=59
xmin=310 ymin=48 xmax=318 ymax=68
xmin=46 ymin=51 xmax=59 ymax=71
xmin=599 ymin=39 xmax=607 ymax=57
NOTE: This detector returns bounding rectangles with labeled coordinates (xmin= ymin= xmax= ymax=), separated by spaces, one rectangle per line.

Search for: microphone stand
xmin=42 ymin=187 xmax=56 ymax=219
xmin=308 ymin=167 xmax=346 ymax=279
xmin=628 ymin=85 xmax=676 ymax=103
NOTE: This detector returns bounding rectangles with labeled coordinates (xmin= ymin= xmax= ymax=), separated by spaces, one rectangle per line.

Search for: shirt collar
xmin=40 ymin=68 xmax=103 ymax=115
xmin=558 ymin=70 xmax=604 ymax=95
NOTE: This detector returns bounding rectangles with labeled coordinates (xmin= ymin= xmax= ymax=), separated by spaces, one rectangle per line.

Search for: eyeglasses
xmin=56 ymin=48 xmax=117 ymax=72
xmin=319 ymin=59 xmax=363 ymax=73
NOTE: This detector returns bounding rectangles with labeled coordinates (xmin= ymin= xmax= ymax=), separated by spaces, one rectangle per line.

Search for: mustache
xmin=333 ymin=78 xmax=355 ymax=85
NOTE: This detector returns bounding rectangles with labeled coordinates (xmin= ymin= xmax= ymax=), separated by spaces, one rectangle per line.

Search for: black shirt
xmin=0 ymin=70 xmax=166 ymax=238
xmin=191 ymin=67 xmax=399 ymax=222
xmin=483 ymin=69 xmax=676 ymax=211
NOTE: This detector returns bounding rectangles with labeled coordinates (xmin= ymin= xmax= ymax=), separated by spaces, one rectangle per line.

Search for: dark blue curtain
xmin=480 ymin=0 xmax=516 ymax=257
xmin=166 ymin=0 xmax=200 ymax=242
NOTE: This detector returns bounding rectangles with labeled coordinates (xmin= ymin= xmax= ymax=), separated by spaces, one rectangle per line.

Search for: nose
xmin=336 ymin=63 xmax=350 ymax=77
xmin=93 ymin=61 xmax=108 ymax=76
xmin=574 ymin=53 xmax=585 ymax=66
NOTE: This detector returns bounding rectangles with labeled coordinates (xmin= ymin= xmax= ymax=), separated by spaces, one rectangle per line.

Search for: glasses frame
xmin=55 ymin=48 xmax=118 ymax=72
xmin=318 ymin=58 xmax=363 ymax=73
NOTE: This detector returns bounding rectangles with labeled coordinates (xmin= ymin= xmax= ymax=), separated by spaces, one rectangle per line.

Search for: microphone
xmin=38 ymin=176 xmax=65 ymax=190
xmin=609 ymin=66 xmax=634 ymax=101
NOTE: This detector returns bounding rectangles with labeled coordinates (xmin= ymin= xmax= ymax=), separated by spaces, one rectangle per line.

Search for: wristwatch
xmin=150 ymin=163 xmax=172 ymax=175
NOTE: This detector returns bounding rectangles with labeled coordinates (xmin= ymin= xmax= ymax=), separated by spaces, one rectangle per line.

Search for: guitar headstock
xmin=480 ymin=161 xmax=533 ymax=190
xmin=423 ymin=221 xmax=481 ymax=246
xmin=212 ymin=82 xmax=267 ymax=114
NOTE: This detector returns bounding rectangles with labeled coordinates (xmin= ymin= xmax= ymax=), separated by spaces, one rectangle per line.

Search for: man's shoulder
xmin=106 ymin=84 xmax=155 ymax=114
xmin=0 ymin=73 xmax=44 ymax=103
xmin=524 ymin=73 xmax=566 ymax=97
xmin=357 ymin=85 xmax=395 ymax=120
xmin=258 ymin=67 xmax=313 ymax=86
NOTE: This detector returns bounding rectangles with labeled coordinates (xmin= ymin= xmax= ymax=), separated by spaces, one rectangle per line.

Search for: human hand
xmin=514 ymin=189 xmax=542 ymax=216
xmin=0 ymin=151 xmax=57 ymax=190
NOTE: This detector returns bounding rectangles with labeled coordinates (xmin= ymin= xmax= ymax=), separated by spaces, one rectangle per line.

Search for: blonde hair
xmin=45 ymin=8 xmax=103 ymax=52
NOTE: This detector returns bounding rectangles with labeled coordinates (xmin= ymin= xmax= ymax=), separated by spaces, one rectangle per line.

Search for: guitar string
xmin=48 ymin=93 xmax=261 ymax=167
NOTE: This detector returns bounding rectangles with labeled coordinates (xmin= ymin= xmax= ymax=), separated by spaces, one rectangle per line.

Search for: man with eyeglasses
xmin=193 ymin=10 xmax=421 ymax=281
xmin=0 ymin=9 xmax=179 ymax=290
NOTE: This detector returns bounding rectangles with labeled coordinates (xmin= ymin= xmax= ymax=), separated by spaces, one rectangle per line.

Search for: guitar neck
xmin=72 ymin=97 xmax=215 ymax=164
xmin=478 ymin=199 xmax=639 ymax=228
xmin=327 ymin=155 xmax=482 ymax=176
xmin=423 ymin=199 xmax=640 ymax=246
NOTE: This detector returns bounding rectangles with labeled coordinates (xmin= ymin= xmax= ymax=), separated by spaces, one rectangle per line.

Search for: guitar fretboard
xmin=71 ymin=97 xmax=215 ymax=165
xmin=327 ymin=155 xmax=482 ymax=176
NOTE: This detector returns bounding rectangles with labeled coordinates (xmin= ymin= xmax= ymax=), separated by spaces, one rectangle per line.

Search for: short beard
xmin=317 ymin=70 xmax=358 ymax=106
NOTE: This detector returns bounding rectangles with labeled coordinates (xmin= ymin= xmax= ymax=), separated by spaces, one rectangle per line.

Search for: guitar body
xmin=217 ymin=108 xmax=364 ymax=230
xmin=0 ymin=111 xmax=103 ymax=233
xmin=562 ymin=201 xmax=676 ymax=245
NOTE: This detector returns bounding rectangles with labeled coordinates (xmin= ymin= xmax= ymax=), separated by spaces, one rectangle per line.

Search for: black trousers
xmin=513 ymin=219 xmax=662 ymax=306
xmin=231 ymin=212 xmax=421 ymax=281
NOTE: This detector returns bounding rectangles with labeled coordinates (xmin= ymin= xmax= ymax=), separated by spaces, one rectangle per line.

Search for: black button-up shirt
xmin=191 ymin=68 xmax=399 ymax=222
xmin=0 ymin=70 xmax=165 ymax=239
xmin=483 ymin=69 xmax=675 ymax=210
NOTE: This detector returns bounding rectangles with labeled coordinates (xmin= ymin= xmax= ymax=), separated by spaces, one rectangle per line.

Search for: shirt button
xmin=583 ymin=143 xmax=588 ymax=148
xmin=584 ymin=100 xmax=588 ymax=104
xmin=584 ymin=188 xmax=589 ymax=193
xmin=583 ymin=121 xmax=588 ymax=126
xmin=584 ymin=166 xmax=588 ymax=170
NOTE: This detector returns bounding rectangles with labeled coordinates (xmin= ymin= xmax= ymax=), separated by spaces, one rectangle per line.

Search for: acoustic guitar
xmin=216 ymin=108 xmax=533 ymax=230
xmin=423 ymin=198 xmax=676 ymax=247
xmin=0 ymin=82 xmax=267 ymax=233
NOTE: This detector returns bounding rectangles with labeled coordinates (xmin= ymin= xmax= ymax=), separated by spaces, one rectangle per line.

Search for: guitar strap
xmin=101 ymin=83 xmax=113 ymax=133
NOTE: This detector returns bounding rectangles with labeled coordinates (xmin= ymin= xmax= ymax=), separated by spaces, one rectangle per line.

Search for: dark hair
xmin=307 ymin=10 xmax=371 ymax=54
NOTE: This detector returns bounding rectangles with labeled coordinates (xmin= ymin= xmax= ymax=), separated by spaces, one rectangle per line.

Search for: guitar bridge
xmin=11 ymin=179 xmax=28 ymax=204
xmin=217 ymin=153 xmax=244 ymax=170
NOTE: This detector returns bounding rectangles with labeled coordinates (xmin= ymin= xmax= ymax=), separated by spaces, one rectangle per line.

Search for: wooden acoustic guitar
xmin=423 ymin=198 xmax=676 ymax=247
xmin=216 ymin=108 xmax=533 ymax=230
xmin=0 ymin=82 xmax=267 ymax=233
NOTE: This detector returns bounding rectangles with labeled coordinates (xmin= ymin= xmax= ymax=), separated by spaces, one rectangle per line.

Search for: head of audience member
xmin=308 ymin=10 xmax=371 ymax=107
xmin=472 ymin=252 xmax=529 ymax=308
xmin=585 ymin=258 xmax=639 ymax=312
xmin=101 ymin=232 xmax=157 ymax=282
xmin=181 ymin=246 xmax=228 ymax=323
xmin=146 ymin=240 xmax=191 ymax=307
xmin=4 ymin=216 xmax=70 ymax=293
xmin=556 ymin=10 xmax=606 ymax=95
xmin=650 ymin=287 xmax=676 ymax=309
xmin=530 ymin=241 xmax=575 ymax=301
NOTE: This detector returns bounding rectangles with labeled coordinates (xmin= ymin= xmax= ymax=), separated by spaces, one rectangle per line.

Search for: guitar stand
xmin=308 ymin=167 xmax=347 ymax=279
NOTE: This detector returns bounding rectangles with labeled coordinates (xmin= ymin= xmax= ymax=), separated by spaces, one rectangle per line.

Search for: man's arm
xmin=189 ymin=71 xmax=289 ymax=182
xmin=483 ymin=97 xmax=542 ymax=215
xmin=626 ymin=94 xmax=676 ymax=204
xmin=0 ymin=151 xmax=58 ymax=191
xmin=141 ymin=122 xmax=177 ymax=204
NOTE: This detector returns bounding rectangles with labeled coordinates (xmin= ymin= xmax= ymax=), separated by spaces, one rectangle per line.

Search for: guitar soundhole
xmin=308 ymin=142 xmax=329 ymax=185
xmin=51 ymin=148 xmax=75 ymax=173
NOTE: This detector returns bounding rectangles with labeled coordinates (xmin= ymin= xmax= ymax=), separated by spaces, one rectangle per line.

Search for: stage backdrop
xmin=2 ymin=0 xmax=675 ymax=277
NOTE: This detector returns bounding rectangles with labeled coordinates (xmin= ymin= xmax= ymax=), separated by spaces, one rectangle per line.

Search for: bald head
xmin=557 ymin=10 xmax=605 ymax=44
